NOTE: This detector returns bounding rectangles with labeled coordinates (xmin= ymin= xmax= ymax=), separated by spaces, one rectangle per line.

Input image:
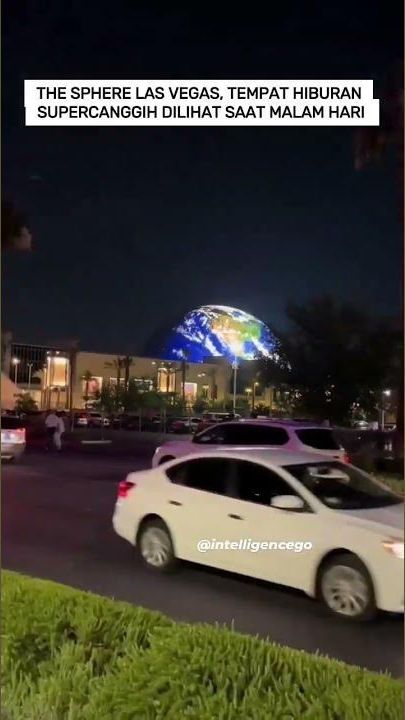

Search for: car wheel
xmin=318 ymin=553 xmax=376 ymax=621
xmin=137 ymin=519 xmax=177 ymax=572
xmin=158 ymin=456 xmax=175 ymax=465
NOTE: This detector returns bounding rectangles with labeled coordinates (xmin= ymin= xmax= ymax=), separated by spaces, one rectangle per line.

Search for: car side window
xmin=193 ymin=426 xmax=227 ymax=444
xmin=224 ymin=424 xmax=289 ymax=445
xmin=166 ymin=458 xmax=231 ymax=495
xmin=232 ymin=460 xmax=299 ymax=506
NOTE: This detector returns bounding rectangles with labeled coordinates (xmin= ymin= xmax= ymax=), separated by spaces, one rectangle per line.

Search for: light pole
xmin=232 ymin=355 xmax=238 ymax=414
xmin=228 ymin=341 xmax=243 ymax=416
xmin=381 ymin=389 xmax=391 ymax=431
xmin=27 ymin=363 xmax=33 ymax=392
xmin=180 ymin=351 xmax=188 ymax=410
xmin=12 ymin=357 xmax=20 ymax=384
xmin=42 ymin=364 xmax=48 ymax=410
xmin=252 ymin=381 xmax=259 ymax=411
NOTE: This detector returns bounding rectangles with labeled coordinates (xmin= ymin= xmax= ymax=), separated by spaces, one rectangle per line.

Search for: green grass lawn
xmin=2 ymin=571 xmax=403 ymax=719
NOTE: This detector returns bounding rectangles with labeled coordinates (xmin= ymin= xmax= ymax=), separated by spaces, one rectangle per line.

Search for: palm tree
xmin=104 ymin=357 xmax=128 ymax=411
xmin=105 ymin=357 xmax=125 ymax=387
xmin=2 ymin=200 xmax=32 ymax=252
xmin=122 ymin=355 xmax=134 ymax=390
xmin=354 ymin=63 xmax=404 ymax=437
xmin=82 ymin=369 xmax=94 ymax=408
xmin=67 ymin=339 xmax=79 ymax=427
xmin=15 ymin=393 xmax=38 ymax=414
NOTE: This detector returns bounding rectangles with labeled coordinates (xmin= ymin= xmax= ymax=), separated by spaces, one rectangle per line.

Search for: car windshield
xmin=284 ymin=461 xmax=402 ymax=510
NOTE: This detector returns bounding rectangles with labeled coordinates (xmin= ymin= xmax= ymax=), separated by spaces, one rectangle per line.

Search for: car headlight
xmin=382 ymin=538 xmax=404 ymax=559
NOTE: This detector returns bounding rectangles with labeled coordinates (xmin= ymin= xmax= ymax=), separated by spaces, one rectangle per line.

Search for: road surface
xmin=2 ymin=450 xmax=403 ymax=677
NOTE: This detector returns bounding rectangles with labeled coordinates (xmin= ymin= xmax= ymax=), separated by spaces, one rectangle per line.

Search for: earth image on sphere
xmin=163 ymin=305 xmax=279 ymax=363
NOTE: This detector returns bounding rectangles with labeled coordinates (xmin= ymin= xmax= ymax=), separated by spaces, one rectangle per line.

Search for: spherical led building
xmin=161 ymin=305 xmax=279 ymax=363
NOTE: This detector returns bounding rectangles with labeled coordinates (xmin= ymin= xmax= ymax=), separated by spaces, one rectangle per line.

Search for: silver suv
xmin=153 ymin=419 xmax=347 ymax=466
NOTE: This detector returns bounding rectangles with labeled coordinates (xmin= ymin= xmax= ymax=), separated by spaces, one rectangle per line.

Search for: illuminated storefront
xmin=43 ymin=352 xmax=70 ymax=409
xmin=157 ymin=366 xmax=176 ymax=393
xmin=183 ymin=381 xmax=197 ymax=404
xmin=82 ymin=376 xmax=103 ymax=395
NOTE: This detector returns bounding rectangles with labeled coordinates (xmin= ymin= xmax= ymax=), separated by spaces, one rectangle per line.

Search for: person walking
xmin=54 ymin=411 xmax=66 ymax=451
xmin=44 ymin=410 xmax=58 ymax=450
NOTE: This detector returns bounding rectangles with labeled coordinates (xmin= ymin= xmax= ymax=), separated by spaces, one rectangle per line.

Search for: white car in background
xmin=153 ymin=420 xmax=348 ymax=467
xmin=1 ymin=415 xmax=26 ymax=461
xmin=169 ymin=417 xmax=202 ymax=434
xmin=75 ymin=412 xmax=110 ymax=428
xmin=113 ymin=448 xmax=404 ymax=621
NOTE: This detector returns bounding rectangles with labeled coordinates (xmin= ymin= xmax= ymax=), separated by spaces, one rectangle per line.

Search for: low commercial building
xmin=4 ymin=338 xmax=232 ymax=410
xmin=72 ymin=351 xmax=231 ymax=409
xmin=2 ymin=306 xmax=277 ymax=412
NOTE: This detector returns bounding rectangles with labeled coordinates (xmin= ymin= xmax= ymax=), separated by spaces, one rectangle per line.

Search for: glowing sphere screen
xmin=163 ymin=305 xmax=278 ymax=362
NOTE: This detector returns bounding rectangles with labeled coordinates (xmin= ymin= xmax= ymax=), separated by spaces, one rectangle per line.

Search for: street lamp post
xmin=232 ymin=355 xmax=238 ymax=414
xmin=252 ymin=381 xmax=259 ymax=410
xmin=381 ymin=389 xmax=391 ymax=431
xmin=12 ymin=357 xmax=20 ymax=384
xmin=27 ymin=363 xmax=33 ymax=392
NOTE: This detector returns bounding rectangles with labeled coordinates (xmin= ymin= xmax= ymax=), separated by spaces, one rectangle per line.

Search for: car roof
xmin=203 ymin=419 xmax=330 ymax=430
xmin=204 ymin=412 xmax=233 ymax=416
xmin=168 ymin=447 xmax=338 ymax=466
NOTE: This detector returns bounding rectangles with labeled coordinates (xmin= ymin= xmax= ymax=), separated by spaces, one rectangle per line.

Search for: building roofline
xmin=11 ymin=342 xmax=57 ymax=350
xmin=77 ymin=350 xmax=226 ymax=367
xmin=10 ymin=343 xmax=229 ymax=368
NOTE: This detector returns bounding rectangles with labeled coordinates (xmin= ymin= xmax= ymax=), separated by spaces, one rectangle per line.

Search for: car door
xmin=222 ymin=459 xmax=318 ymax=591
xmin=162 ymin=457 xmax=236 ymax=570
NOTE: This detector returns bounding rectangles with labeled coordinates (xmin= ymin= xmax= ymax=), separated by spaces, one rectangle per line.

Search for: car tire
xmin=158 ymin=456 xmax=175 ymax=465
xmin=318 ymin=553 xmax=376 ymax=621
xmin=137 ymin=519 xmax=177 ymax=572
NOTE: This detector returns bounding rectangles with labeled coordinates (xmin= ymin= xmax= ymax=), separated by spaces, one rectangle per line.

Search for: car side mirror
xmin=271 ymin=495 xmax=305 ymax=511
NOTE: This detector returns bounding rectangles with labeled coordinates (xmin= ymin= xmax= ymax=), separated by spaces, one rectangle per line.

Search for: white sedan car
xmin=153 ymin=420 xmax=347 ymax=467
xmin=113 ymin=448 xmax=404 ymax=621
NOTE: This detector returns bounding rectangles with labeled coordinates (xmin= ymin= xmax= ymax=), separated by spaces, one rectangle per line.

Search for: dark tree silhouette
xmin=354 ymin=62 xmax=404 ymax=438
xmin=2 ymin=200 xmax=32 ymax=251
xmin=259 ymin=296 xmax=399 ymax=425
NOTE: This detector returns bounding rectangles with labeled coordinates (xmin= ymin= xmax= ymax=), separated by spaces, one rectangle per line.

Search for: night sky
xmin=3 ymin=2 xmax=403 ymax=354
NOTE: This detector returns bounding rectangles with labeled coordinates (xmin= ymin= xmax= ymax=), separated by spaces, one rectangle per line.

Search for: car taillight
xmin=343 ymin=453 xmax=351 ymax=464
xmin=14 ymin=428 xmax=26 ymax=443
xmin=118 ymin=480 xmax=136 ymax=498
